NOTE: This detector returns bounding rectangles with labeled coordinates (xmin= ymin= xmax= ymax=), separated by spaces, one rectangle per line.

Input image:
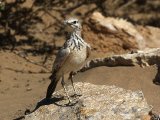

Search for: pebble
xmin=25 ymin=83 xmax=30 ymax=87
xmin=26 ymin=88 xmax=32 ymax=91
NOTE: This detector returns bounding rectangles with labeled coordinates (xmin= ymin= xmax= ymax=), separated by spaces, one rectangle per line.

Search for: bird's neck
xmin=65 ymin=29 xmax=85 ymax=50
xmin=69 ymin=29 xmax=81 ymax=38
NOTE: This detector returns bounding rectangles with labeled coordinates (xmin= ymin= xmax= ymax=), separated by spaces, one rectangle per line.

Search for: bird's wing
xmin=86 ymin=43 xmax=91 ymax=59
xmin=52 ymin=47 xmax=71 ymax=73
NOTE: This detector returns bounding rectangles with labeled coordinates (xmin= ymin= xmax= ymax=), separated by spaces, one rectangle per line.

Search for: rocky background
xmin=0 ymin=0 xmax=160 ymax=119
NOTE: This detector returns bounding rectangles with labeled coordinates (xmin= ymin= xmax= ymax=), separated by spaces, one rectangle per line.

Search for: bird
xmin=46 ymin=18 xmax=91 ymax=102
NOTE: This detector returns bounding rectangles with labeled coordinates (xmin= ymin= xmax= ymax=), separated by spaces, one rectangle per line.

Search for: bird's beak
xmin=64 ymin=21 xmax=72 ymax=26
xmin=64 ymin=20 xmax=67 ymax=25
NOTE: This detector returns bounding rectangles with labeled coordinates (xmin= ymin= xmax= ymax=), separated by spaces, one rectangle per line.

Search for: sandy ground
xmin=0 ymin=51 xmax=160 ymax=120
xmin=0 ymin=1 xmax=160 ymax=120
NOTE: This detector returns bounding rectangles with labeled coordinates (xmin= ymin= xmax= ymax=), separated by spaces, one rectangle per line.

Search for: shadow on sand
xmin=13 ymin=95 xmax=80 ymax=120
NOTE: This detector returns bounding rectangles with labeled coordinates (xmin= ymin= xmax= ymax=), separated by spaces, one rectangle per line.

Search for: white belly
xmin=58 ymin=47 xmax=87 ymax=76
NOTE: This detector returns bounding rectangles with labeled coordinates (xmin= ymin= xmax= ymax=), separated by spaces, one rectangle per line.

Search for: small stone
xmin=26 ymin=88 xmax=32 ymax=91
xmin=13 ymin=84 xmax=19 ymax=88
xmin=25 ymin=83 xmax=29 ymax=87
xmin=28 ymin=70 xmax=33 ymax=73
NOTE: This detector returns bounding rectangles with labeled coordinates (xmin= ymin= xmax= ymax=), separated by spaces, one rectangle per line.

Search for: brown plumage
xmin=46 ymin=18 xmax=91 ymax=100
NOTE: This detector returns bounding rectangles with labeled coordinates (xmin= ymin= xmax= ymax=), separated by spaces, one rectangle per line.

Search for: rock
xmin=26 ymin=88 xmax=32 ymax=91
xmin=83 ymin=12 xmax=146 ymax=54
xmin=137 ymin=26 xmax=160 ymax=48
xmin=78 ymin=48 xmax=160 ymax=74
xmin=25 ymin=82 xmax=151 ymax=120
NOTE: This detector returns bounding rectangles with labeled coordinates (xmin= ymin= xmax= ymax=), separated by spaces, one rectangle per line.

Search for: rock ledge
xmin=25 ymin=82 xmax=151 ymax=120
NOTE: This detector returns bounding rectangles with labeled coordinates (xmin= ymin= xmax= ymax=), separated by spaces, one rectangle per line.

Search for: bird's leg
xmin=69 ymin=72 xmax=81 ymax=97
xmin=69 ymin=72 xmax=77 ymax=94
xmin=61 ymin=75 xmax=72 ymax=103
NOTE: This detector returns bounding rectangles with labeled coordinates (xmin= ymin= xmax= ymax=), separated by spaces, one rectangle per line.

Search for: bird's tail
xmin=46 ymin=74 xmax=58 ymax=99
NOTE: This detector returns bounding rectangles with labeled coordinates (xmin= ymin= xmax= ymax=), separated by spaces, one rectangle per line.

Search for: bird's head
xmin=64 ymin=18 xmax=81 ymax=33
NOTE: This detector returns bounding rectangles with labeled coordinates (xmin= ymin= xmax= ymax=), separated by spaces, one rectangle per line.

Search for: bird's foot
xmin=71 ymin=93 xmax=82 ymax=98
xmin=66 ymin=99 xmax=79 ymax=106
xmin=68 ymin=97 xmax=72 ymax=103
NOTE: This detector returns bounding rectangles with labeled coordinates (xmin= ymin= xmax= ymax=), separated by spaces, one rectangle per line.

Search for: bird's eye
xmin=73 ymin=21 xmax=77 ymax=24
